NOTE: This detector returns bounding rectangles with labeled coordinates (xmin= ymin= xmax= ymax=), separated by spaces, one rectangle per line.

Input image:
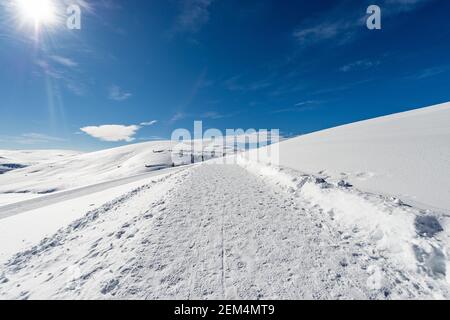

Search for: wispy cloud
xmin=406 ymin=65 xmax=449 ymax=80
xmin=293 ymin=0 xmax=435 ymax=47
xmin=170 ymin=110 xmax=238 ymax=122
xmin=339 ymin=59 xmax=380 ymax=72
xmin=293 ymin=21 xmax=352 ymax=45
xmin=168 ymin=69 xmax=209 ymax=122
xmin=203 ymin=109 xmax=242 ymax=119
xmin=34 ymin=54 xmax=87 ymax=96
xmin=1 ymin=133 xmax=67 ymax=145
xmin=170 ymin=112 xmax=188 ymax=123
xmin=385 ymin=0 xmax=434 ymax=12
xmin=74 ymin=0 xmax=95 ymax=13
xmin=65 ymin=82 xmax=86 ymax=96
xmin=292 ymin=4 xmax=363 ymax=48
xmin=21 ymin=133 xmax=66 ymax=141
xmin=224 ymin=75 xmax=273 ymax=92
xmin=108 ymin=85 xmax=132 ymax=101
xmin=49 ymin=55 xmax=78 ymax=68
xmin=271 ymin=101 xmax=321 ymax=114
xmin=140 ymin=120 xmax=158 ymax=126
xmin=35 ymin=59 xmax=62 ymax=78
xmin=201 ymin=111 xmax=226 ymax=119
xmin=170 ymin=0 xmax=214 ymax=35
xmin=80 ymin=125 xmax=140 ymax=142
xmin=311 ymin=79 xmax=374 ymax=96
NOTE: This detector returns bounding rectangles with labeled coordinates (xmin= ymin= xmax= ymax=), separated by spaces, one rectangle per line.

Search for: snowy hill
xmin=0 ymin=142 xmax=172 ymax=206
xmin=0 ymin=140 xmax=233 ymax=206
xmin=0 ymin=142 xmax=174 ymax=193
xmin=260 ymin=102 xmax=450 ymax=212
xmin=0 ymin=102 xmax=449 ymax=300
xmin=0 ymin=150 xmax=80 ymax=174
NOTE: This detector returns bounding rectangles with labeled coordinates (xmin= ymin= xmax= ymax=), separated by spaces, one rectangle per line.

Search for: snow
xmin=0 ymin=149 xmax=79 ymax=176
xmin=0 ymin=142 xmax=176 ymax=202
xmin=0 ymin=140 xmax=235 ymax=206
xmin=0 ymin=150 xmax=80 ymax=166
xmin=0 ymin=102 xmax=449 ymax=299
xmin=1 ymin=161 xmax=448 ymax=299
xmin=0 ymin=167 xmax=185 ymax=264
xmin=237 ymin=157 xmax=450 ymax=298
xmin=257 ymin=102 xmax=450 ymax=212
xmin=0 ymin=165 xmax=377 ymax=299
xmin=0 ymin=150 xmax=82 ymax=205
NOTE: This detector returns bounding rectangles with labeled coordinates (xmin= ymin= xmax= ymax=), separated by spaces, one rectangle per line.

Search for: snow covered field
xmin=0 ymin=102 xmax=449 ymax=299
xmin=0 ymin=142 xmax=174 ymax=206
xmin=272 ymin=102 xmax=450 ymax=212
xmin=0 ymin=140 xmax=232 ymax=206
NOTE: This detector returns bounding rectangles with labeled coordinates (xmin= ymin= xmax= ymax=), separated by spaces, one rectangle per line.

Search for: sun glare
xmin=16 ymin=0 xmax=57 ymax=26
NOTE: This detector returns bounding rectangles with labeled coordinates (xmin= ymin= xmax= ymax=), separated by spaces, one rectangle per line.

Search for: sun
xmin=16 ymin=0 xmax=57 ymax=26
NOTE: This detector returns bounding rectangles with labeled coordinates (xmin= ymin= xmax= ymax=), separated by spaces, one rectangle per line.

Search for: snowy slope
xmin=0 ymin=150 xmax=83 ymax=205
xmin=0 ymin=167 xmax=186 ymax=265
xmin=0 ymin=142 xmax=174 ymax=196
xmin=0 ymin=103 xmax=449 ymax=300
xmin=257 ymin=102 xmax=450 ymax=212
xmin=0 ymin=150 xmax=80 ymax=174
xmin=0 ymin=140 xmax=235 ymax=204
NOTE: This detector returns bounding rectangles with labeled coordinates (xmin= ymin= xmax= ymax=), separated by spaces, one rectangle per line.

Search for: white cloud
xmin=385 ymin=0 xmax=433 ymax=11
xmin=140 ymin=120 xmax=158 ymax=126
xmin=50 ymin=55 xmax=78 ymax=68
xmin=34 ymin=58 xmax=86 ymax=96
xmin=170 ymin=112 xmax=188 ymax=123
xmin=271 ymin=101 xmax=321 ymax=114
xmin=80 ymin=125 xmax=140 ymax=142
xmin=294 ymin=100 xmax=318 ymax=107
xmin=294 ymin=22 xmax=343 ymax=44
xmin=339 ymin=59 xmax=380 ymax=72
xmin=202 ymin=111 xmax=225 ymax=119
xmin=407 ymin=65 xmax=449 ymax=80
xmin=109 ymin=85 xmax=132 ymax=101
xmin=293 ymin=0 xmax=434 ymax=47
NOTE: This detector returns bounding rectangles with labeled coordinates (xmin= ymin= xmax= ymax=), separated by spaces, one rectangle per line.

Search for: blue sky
xmin=0 ymin=0 xmax=449 ymax=151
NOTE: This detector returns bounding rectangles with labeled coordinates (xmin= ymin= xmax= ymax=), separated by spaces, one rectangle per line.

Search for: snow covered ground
xmin=0 ymin=102 xmax=449 ymax=299
xmin=270 ymin=101 xmax=450 ymax=212
xmin=0 ymin=140 xmax=232 ymax=206
xmin=0 ymin=142 xmax=175 ymax=206
xmin=0 ymin=162 xmax=448 ymax=299
xmin=0 ymin=167 xmax=187 ymax=264
xmin=0 ymin=150 xmax=80 ymax=171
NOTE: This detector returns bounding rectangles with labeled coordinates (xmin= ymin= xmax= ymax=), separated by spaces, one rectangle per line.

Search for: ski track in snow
xmin=0 ymin=163 xmax=448 ymax=299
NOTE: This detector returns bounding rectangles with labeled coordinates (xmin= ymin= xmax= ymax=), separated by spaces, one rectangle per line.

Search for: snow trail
xmin=0 ymin=164 xmax=447 ymax=299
